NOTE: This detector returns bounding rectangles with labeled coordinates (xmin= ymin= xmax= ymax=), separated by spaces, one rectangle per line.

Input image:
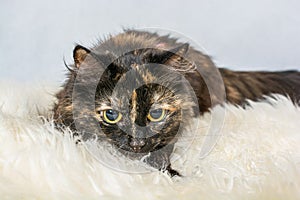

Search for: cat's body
xmin=53 ymin=30 xmax=300 ymax=176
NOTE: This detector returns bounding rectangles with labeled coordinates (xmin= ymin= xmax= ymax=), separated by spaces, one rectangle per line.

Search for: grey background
xmin=1 ymin=0 xmax=299 ymax=84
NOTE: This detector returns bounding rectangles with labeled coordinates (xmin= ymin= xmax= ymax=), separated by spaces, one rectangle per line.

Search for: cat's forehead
xmin=113 ymin=49 xmax=150 ymax=67
xmin=99 ymin=80 xmax=176 ymax=109
xmin=110 ymin=83 xmax=170 ymax=103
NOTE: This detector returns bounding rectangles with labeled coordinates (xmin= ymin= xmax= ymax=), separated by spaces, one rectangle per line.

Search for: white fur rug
xmin=0 ymin=82 xmax=299 ymax=200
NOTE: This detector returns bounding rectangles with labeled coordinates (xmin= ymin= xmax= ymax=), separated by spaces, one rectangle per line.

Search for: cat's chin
xmin=118 ymin=148 xmax=150 ymax=160
xmin=119 ymin=146 xmax=153 ymax=155
xmin=115 ymin=145 xmax=161 ymax=159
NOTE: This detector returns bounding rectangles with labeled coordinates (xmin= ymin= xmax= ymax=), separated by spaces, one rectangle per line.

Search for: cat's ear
xmin=157 ymin=43 xmax=196 ymax=73
xmin=73 ymin=45 xmax=91 ymax=68
xmin=158 ymin=43 xmax=189 ymax=63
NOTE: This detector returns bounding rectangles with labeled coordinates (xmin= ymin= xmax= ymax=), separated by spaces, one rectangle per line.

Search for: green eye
xmin=147 ymin=108 xmax=165 ymax=122
xmin=103 ymin=109 xmax=122 ymax=124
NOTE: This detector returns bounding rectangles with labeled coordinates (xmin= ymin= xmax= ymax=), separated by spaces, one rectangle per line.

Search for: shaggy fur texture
xmin=0 ymin=82 xmax=299 ymax=199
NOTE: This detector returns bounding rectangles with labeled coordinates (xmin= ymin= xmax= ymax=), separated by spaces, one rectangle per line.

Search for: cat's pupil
xmin=149 ymin=109 xmax=163 ymax=119
xmin=105 ymin=109 xmax=119 ymax=121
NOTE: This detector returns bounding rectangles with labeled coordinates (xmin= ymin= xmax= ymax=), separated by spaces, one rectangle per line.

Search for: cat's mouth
xmin=113 ymin=138 xmax=161 ymax=154
xmin=129 ymin=144 xmax=152 ymax=154
xmin=129 ymin=135 xmax=169 ymax=153
xmin=129 ymin=138 xmax=146 ymax=153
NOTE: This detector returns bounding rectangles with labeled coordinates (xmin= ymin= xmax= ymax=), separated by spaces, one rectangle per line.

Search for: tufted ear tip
xmin=172 ymin=43 xmax=189 ymax=56
xmin=73 ymin=45 xmax=91 ymax=68
xmin=155 ymin=43 xmax=190 ymax=63
xmin=154 ymin=43 xmax=195 ymax=73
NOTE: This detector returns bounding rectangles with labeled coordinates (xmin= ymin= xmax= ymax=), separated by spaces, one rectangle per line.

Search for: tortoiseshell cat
xmin=53 ymin=30 xmax=300 ymax=176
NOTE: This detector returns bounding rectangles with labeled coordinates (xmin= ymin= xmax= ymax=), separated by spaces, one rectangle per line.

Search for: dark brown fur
xmin=53 ymin=30 xmax=300 ymax=176
xmin=221 ymin=69 xmax=300 ymax=105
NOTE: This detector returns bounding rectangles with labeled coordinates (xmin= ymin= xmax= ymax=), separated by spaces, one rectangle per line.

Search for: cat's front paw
xmin=165 ymin=164 xmax=182 ymax=177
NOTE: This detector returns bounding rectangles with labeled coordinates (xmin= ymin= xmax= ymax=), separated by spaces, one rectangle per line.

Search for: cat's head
xmin=61 ymin=42 xmax=200 ymax=155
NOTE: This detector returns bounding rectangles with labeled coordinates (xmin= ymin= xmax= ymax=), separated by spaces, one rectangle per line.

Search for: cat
xmin=53 ymin=30 xmax=300 ymax=176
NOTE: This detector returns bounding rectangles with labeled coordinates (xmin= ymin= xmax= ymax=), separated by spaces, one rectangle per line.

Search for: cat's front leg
xmin=144 ymin=144 xmax=181 ymax=177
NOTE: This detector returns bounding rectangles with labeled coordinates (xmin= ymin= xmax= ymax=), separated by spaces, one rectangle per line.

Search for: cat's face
xmin=70 ymin=44 xmax=198 ymax=155
xmin=96 ymin=82 xmax=182 ymax=154
xmin=95 ymin=63 xmax=186 ymax=153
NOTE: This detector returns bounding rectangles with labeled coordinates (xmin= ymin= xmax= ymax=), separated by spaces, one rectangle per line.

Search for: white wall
xmin=1 ymin=0 xmax=299 ymax=84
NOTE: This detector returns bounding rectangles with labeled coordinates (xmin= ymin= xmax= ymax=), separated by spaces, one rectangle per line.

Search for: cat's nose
xmin=129 ymin=138 xmax=146 ymax=151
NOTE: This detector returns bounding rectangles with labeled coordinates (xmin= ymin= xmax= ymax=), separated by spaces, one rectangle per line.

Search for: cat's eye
xmin=147 ymin=108 xmax=166 ymax=122
xmin=103 ymin=109 xmax=122 ymax=124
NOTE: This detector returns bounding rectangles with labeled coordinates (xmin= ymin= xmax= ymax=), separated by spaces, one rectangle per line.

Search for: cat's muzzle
xmin=129 ymin=138 xmax=146 ymax=152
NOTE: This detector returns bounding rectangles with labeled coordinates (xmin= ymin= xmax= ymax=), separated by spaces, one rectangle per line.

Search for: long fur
xmin=0 ymin=82 xmax=299 ymax=199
